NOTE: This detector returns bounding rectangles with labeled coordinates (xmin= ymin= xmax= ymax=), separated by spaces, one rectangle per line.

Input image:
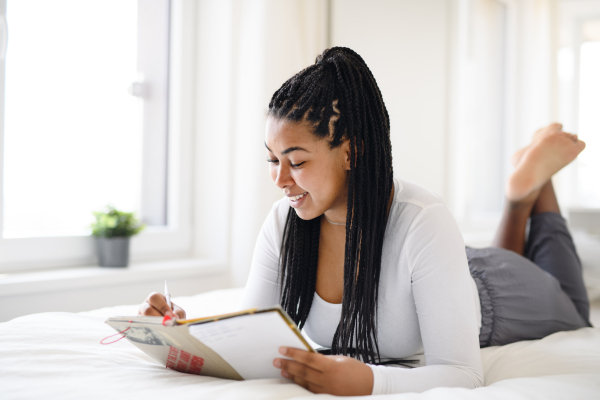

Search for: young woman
xmin=139 ymin=47 xmax=592 ymax=396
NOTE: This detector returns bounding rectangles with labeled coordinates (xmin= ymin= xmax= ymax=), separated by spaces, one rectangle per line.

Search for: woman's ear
xmin=341 ymin=138 xmax=363 ymax=170
xmin=342 ymin=139 xmax=352 ymax=170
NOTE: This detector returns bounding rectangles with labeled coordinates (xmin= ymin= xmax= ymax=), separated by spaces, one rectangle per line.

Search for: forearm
xmin=368 ymin=363 xmax=483 ymax=394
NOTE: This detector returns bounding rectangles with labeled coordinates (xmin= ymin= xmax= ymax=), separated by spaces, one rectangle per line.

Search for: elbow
xmin=473 ymin=374 xmax=484 ymax=389
xmin=470 ymin=365 xmax=484 ymax=389
xmin=453 ymin=364 xmax=484 ymax=389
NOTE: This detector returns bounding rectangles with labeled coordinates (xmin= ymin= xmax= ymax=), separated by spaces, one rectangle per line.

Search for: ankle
xmin=531 ymin=181 xmax=561 ymax=215
xmin=506 ymin=198 xmax=535 ymax=214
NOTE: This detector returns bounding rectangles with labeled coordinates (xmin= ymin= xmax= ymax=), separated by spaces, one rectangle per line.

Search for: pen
xmin=165 ymin=280 xmax=172 ymax=311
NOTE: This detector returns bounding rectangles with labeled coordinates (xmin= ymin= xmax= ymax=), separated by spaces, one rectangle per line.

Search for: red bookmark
xmin=100 ymin=327 xmax=130 ymax=345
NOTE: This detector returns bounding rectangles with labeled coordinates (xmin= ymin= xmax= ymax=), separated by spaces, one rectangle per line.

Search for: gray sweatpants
xmin=467 ymin=212 xmax=592 ymax=348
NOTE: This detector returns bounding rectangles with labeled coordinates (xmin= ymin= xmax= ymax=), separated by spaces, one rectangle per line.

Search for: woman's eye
xmin=266 ymin=158 xmax=304 ymax=168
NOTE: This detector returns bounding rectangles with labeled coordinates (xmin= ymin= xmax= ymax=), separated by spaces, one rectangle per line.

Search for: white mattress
xmin=1 ymin=287 xmax=599 ymax=399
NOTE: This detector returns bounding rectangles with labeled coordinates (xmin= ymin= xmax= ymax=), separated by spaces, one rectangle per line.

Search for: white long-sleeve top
xmin=239 ymin=177 xmax=483 ymax=394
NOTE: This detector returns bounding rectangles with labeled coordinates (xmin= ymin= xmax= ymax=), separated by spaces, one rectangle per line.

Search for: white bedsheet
xmin=1 ymin=288 xmax=599 ymax=399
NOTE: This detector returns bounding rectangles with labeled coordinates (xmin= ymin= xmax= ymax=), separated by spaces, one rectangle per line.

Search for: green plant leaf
xmin=90 ymin=205 xmax=146 ymax=238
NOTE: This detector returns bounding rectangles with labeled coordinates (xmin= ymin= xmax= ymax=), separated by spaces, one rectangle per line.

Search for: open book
xmin=105 ymin=305 xmax=314 ymax=380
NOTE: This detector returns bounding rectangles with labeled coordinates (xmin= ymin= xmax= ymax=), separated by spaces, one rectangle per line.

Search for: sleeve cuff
xmin=367 ymin=364 xmax=382 ymax=395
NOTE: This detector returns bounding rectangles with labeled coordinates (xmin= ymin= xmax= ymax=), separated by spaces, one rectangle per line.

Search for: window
xmin=450 ymin=0 xmax=566 ymax=246
xmin=449 ymin=0 xmax=509 ymax=232
xmin=0 ymin=0 xmax=192 ymax=272
xmin=575 ymin=38 xmax=600 ymax=207
xmin=556 ymin=1 xmax=600 ymax=210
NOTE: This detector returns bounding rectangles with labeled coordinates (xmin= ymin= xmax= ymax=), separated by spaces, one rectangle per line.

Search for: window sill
xmin=0 ymin=258 xmax=228 ymax=298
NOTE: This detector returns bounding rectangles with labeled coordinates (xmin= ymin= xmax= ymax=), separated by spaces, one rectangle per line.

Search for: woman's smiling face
xmin=265 ymin=116 xmax=351 ymax=221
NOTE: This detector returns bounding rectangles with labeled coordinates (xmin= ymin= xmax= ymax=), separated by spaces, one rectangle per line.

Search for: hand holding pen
xmin=138 ymin=280 xmax=187 ymax=319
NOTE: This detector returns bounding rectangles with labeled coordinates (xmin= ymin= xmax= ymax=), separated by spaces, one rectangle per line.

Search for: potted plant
xmin=91 ymin=206 xmax=145 ymax=267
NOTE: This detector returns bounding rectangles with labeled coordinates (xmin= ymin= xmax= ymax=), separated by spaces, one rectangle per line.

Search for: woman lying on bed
xmin=139 ymin=47 xmax=592 ymax=396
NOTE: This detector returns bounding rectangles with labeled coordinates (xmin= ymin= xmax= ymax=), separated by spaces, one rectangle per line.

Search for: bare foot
xmin=510 ymin=123 xmax=563 ymax=167
xmin=506 ymin=131 xmax=586 ymax=202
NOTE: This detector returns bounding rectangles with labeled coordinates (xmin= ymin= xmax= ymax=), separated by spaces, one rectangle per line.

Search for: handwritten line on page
xmin=188 ymin=311 xmax=309 ymax=379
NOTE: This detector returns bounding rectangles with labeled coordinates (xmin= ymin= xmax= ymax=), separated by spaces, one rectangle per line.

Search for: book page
xmin=188 ymin=311 xmax=310 ymax=380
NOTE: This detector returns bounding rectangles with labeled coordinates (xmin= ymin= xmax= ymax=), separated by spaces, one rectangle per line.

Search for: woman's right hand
xmin=138 ymin=292 xmax=186 ymax=319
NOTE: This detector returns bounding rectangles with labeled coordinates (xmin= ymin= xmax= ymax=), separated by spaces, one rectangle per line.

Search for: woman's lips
xmin=288 ymin=192 xmax=308 ymax=208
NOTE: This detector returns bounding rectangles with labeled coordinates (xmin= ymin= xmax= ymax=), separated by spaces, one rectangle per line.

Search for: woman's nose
xmin=274 ymin=165 xmax=293 ymax=189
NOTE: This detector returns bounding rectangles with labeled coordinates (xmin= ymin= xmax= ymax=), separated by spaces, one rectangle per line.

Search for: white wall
xmin=331 ymin=0 xmax=450 ymax=199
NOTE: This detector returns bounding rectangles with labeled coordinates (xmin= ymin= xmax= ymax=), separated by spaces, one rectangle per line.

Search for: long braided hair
xmin=268 ymin=47 xmax=393 ymax=364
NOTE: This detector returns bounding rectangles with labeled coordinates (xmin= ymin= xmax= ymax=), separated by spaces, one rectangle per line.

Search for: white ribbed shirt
xmin=239 ymin=177 xmax=483 ymax=394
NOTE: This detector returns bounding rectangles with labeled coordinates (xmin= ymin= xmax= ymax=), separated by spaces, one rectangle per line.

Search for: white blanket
xmin=1 ymin=288 xmax=599 ymax=399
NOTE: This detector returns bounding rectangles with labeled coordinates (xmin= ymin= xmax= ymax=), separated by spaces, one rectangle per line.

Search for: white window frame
xmin=0 ymin=0 xmax=194 ymax=273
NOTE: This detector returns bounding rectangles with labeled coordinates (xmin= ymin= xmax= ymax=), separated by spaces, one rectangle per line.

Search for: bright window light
xmin=577 ymin=41 xmax=600 ymax=207
xmin=2 ymin=0 xmax=143 ymax=238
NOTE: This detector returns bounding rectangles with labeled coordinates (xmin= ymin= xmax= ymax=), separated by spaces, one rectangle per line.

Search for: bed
xmin=1 ymin=287 xmax=599 ymax=399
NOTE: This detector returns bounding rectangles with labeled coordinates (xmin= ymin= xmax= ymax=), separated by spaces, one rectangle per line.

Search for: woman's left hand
xmin=273 ymin=347 xmax=374 ymax=396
